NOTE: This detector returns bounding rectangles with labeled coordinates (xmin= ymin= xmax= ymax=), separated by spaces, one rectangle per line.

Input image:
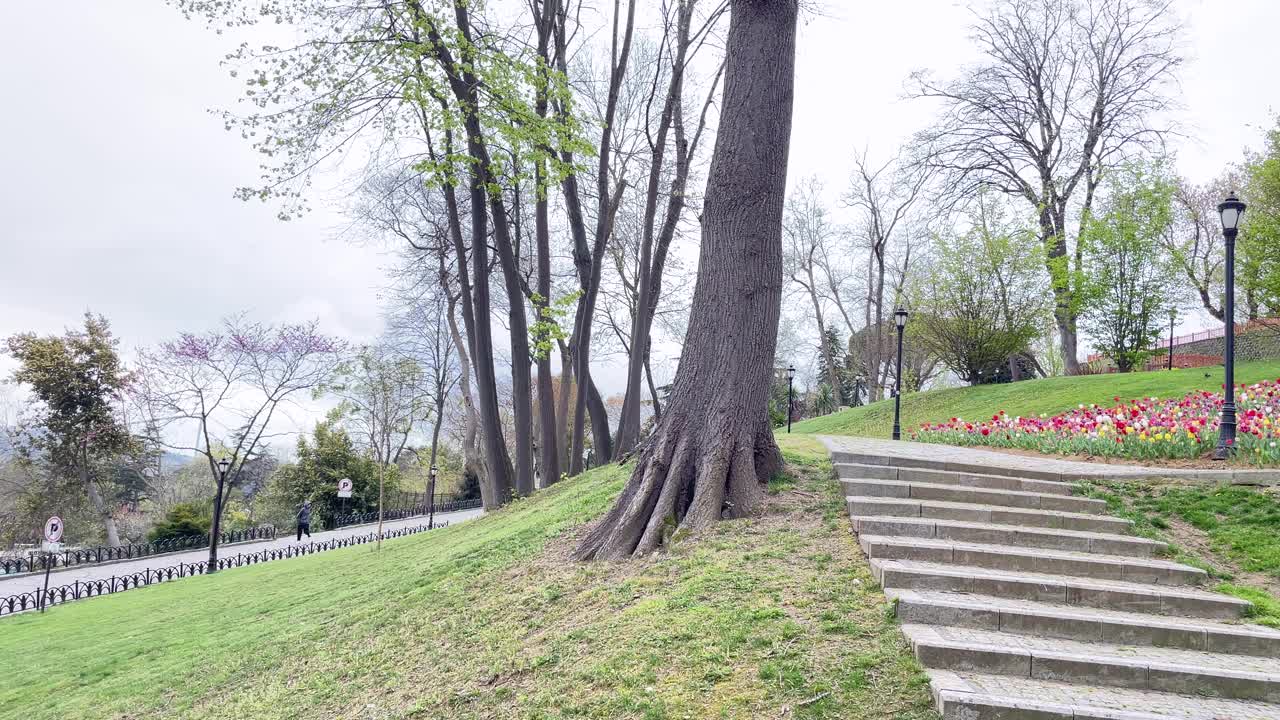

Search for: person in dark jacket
xmin=296 ymin=500 xmax=312 ymax=541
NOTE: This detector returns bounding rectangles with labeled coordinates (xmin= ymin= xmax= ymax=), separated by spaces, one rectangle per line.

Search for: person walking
xmin=295 ymin=500 xmax=313 ymax=542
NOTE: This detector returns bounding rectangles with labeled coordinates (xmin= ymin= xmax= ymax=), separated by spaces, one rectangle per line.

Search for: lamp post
xmin=786 ymin=365 xmax=795 ymax=434
xmin=1214 ymin=192 xmax=1247 ymax=460
xmin=892 ymin=307 xmax=908 ymax=441
xmin=1167 ymin=308 xmax=1177 ymax=371
xmin=207 ymin=456 xmax=232 ymax=573
xmin=427 ymin=464 xmax=439 ymax=529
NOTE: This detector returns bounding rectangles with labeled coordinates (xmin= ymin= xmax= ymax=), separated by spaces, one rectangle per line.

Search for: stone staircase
xmin=832 ymin=448 xmax=1280 ymax=720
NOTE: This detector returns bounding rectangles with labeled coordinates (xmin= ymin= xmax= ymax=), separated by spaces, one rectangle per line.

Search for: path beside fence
xmin=0 ymin=506 xmax=483 ymax=600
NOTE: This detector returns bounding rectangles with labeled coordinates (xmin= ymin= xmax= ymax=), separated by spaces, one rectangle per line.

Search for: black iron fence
xmin=0 ymin=521 xmax=448 ymax=617
xmin=0 ymin=525 xmax=278 ymax=576
xmin=326 ymin=495 xmax=482 ymax=530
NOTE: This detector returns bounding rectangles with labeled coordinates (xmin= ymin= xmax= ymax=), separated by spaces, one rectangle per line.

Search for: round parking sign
xmin=337 ymin=478 xmax=353 ymax=498
xmin=44 ymin=516 xmax=63 ymax=543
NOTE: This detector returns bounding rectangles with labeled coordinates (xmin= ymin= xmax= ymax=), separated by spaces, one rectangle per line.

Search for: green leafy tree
xmin=914 ymin=197 xmax=1049 ymax=385
xmin=1241 ymin=116 xmax=1280 ymax=316
xmin=325 ymin=343 xmax=430 ymax=535
xmin=269 ymin=413 xmax=389 ymax=528
xmin=811 ymin=383 xmax=838 ymax=416
xmin=5 ymin=313 xmax=138 ymax=547
xmin=1080 ymin=164 xmax=1177 ymax=372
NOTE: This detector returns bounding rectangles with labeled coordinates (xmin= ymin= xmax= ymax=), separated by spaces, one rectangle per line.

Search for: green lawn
xmin=791 ymin=360 xmax=1280 ymax=438
xmin=0 ymin=435 xmax=934 ymax=720
xmin=1077 ymin=479 xmax=1280 ymax=628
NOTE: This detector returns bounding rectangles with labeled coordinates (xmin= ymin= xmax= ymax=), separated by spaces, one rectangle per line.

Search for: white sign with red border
xmin=337 ymin=478 xmax=353 ymax=498
xmin=43 ymin=516 xmax=63 ymax=543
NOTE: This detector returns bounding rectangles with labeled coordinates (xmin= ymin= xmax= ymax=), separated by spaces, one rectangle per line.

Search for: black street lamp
xmin=208 ymin=456 xmax=232 ymax=573
xmin=1214 ymin=192 xmax=1247 ymax=460
xmin=786 ymin=365 xmax=796 ymax=434
xmin=1167 ymin=307 xmax=1177 ymax=371
xmin=892 ymin=307 xmax=908 ymax=441
xmin=427 ymin=464 xmax=439 ymax=529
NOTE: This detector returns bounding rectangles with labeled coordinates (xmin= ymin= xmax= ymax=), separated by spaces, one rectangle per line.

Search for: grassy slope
xmin=792 ymin=360 xmax=1280 ymax=438
xmin=1078 ymin=479 xmax=1280 ymax=628
xmin=0 ymin=435 xmax=934 ymax=720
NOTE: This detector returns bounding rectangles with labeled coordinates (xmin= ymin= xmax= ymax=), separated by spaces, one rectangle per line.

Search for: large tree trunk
xmin=85 ymin=475 xmax=121 ymax=548
xmin=585 ymin=369 xmax=612 ymax=465
xmin=1042 ymin=207 xmax=1081 ymax=375
xmin=449 ymin=171 xmax=513 ymax=508
xmin=556 ymin=338 xmax=573 ymax=472
xmin=575 ymin=0 xmax=796 ymax=560
xmin=445 ymin=287 xmax=485 ymax=491
xmin=532 ymin=4 xmax=561 ymax=488
xmin=487 ymin=188 xmax=536 ymax=497
xmin=534 ymin=180 xmax=561 ymax=486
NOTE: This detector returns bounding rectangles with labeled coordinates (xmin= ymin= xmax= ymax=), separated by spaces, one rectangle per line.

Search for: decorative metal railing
xmin=0 ymin=525 xmax=277 ymax=576
xmin=326 ymin=496 xmax=482 ymax=530
xmin=0 ymin=521 xmax=447 ymax=617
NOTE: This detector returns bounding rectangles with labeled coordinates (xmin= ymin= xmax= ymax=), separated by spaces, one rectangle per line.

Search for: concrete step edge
xmin=834 ymin=461 xmax=1077 ymax=496
xmin=869 ymin=559 xmax=1251 ymax=620
xmin=850 ymin=515 xmax=1164 ymax=557
xmin=859 ymin=535 xmax=1206 ymax=585
xmin=841 ymin=478 xmax=1109 ymax=514
xmin=846 ymin=495 xmax=1133 ymax=533
xmin=928 ymin=670 xmax=1280 ymax=720
xmin=904 ymin=623 xmax=1280 ymax=704
xmin=829 ymin=450 xmax=1066 ymax=482
xmin=887 ymin=589 xmax=1280 ymax=658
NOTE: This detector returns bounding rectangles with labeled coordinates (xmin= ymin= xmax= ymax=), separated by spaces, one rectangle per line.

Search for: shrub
xmin=147 ymin=502 xmax=211 ymax=543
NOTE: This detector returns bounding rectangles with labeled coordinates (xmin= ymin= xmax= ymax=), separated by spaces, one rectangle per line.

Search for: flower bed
xmin=911 ymin=380 xmax=1280 ymax=465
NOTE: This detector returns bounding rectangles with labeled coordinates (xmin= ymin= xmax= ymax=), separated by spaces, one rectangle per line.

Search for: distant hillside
xmin=0 ymin=432 xmax=191 ymax=469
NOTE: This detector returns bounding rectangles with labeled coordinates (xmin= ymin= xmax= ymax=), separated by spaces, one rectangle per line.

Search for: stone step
xmin=835 ymin=461 xmax=1076 ymax=496
xmin=903 ymin=623 xmax=1280 ymax=703
xmin=870 ymin=559 xmax=1251 ymax=619
xmin=888 ymin=590 xmax=1280 ymax=658
xmin=851 ymin=515 xmax=1164 ymax=557
xmin=830 ymin=449 xmax=1064 ymax=482
xmin=859 ymin=535 xmax=1205 ymax=585
xmin=841 ymin=478 xmax=1109 ymax=514
xmin=928 ymin=670 xmax=1280 ymax=720
xmin=847 ymin=496 xmax=1132 ymax=533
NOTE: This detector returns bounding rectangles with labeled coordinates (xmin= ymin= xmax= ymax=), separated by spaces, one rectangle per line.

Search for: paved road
xmin=0 ymin=508 xmax=483 ymax=598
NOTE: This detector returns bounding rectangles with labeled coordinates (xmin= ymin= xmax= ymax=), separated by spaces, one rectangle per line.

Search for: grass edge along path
xmin=1077 ymin=478 xmax=1280 ymax=628
xmin=0 ymin=434 xmax=935 ymax=720
xmin=792 ymin=360 xmax=1280 ymax=439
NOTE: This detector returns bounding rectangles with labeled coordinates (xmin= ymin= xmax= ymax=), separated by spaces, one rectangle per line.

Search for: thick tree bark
xmin=534 ymin=174 xmax=560 ymax=485
xmin=556 ymin=337 xmax=573 ymax=472
xmin=644 ymin=350 xmax=662 ymax=421
xmin=576 ymin=0 xmax=796 ymax=560
xmin=1042 ymin=206 xmax=1082 ymax=376
xmin=444 ymin=170 xmax=513 ymax=508
xmin=85 ymin=475 xmax=121 ymax=548
xmin=445 ymin=285 xmax=485 ymax=490
xmin=486 ymin=180 xmax=536 ymax=497
xmin=532 ymin=0 xmax=562 ymax=488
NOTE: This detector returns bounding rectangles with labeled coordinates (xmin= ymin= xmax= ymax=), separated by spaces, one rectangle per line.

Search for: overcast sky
xmin=2 ymin=0 xmax=1277 ymax=420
